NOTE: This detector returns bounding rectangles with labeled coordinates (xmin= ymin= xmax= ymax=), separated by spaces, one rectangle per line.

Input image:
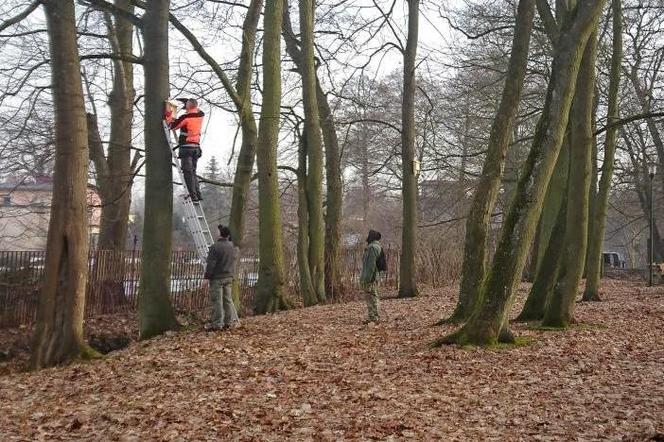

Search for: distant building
xmin=0 ymin=177 xmax=101 ymax=251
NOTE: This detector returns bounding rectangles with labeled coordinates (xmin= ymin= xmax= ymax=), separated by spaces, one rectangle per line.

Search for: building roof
xmin=0 ymin=182 xmax=99 ymax=192
xmin=0 ymin=183 xmax=53 ymax=191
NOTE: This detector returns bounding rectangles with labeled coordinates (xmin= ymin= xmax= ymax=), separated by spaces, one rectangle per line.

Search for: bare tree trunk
xmin=440 ymin=0 xmax=605 ymax=345
xmin=584 ymin=113 xmax=598 ymax=276
xmin=228 ymin=0 xmax=263 ymax=305
xmin=516 ymin=140 xmax=570 ymax=322
xmin=360 ymin=133 xmax=370 ymax=225
xmin=398 ymin=0 xmax=420 ymax=299
xmin=138 ymin=0 xmax=179 ymax=339
xmin=32 ymin=0 xmax=97 ymax=369
xmin=543 ymin=32 xmax=598 ymax=327
xmin=282 ymin=0 xmax=332 ymax=303
xmin=254 ymin=0 xmax=290 ymax=314
xmin=297 ymin=137 xmax=317 ymax=306
xmin=97 ymin=0 xmax=135 ymax=251
xmin=299 ymin=0 xmax=326 ymax=303
xmin=445 ymin=0 xmax=535 ymax=320
xmin=534 ymin=137 xmax=570 ymax=275
xmin=320 ymin=81 xmax=343 ymax=301
xmin=584 ymin=0 xmax=622 ymax=302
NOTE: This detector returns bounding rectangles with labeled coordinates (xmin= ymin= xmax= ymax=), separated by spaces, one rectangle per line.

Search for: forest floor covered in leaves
xmin=1 ymin=279 xmax=663 ymax=441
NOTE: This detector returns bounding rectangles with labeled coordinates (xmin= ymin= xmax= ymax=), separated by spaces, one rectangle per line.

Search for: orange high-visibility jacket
xmin=169 ymin=108 xmax=205 ymax=147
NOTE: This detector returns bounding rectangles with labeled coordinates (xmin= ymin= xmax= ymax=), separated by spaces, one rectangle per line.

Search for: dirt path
xmin=1 ymin=281 xmax=663 ymax=441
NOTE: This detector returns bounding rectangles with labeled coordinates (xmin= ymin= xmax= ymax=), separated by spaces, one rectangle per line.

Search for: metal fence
xmin=0 ymin=246 xmax=401 ymax=329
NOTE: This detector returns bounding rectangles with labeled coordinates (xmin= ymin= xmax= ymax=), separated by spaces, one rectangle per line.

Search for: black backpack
xmin=376 ymin=249 xmax=387 ymax=272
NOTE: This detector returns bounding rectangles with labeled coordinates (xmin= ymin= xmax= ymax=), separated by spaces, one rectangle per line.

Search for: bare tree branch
xmin=0 ymin=0 xmax=42 ymax=34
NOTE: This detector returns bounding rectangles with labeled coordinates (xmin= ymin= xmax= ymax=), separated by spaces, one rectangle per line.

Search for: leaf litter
xmin=0 ymin=280 xmax=662 ymax=441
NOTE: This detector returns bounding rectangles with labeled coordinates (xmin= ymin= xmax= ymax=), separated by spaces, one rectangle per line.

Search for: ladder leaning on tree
xmin=163 ymin=120 xmax=214 ymax=264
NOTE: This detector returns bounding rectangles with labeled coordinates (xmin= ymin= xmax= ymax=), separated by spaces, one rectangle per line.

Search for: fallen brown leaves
xmin=1 ymin=280 xmax=663 ymax=441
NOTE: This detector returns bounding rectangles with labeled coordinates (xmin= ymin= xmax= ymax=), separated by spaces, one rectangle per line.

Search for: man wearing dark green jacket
xmin=360 ymin=229 xmax=383 ymax=323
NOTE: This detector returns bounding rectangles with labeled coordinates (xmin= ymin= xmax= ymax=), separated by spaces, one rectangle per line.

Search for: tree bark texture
xmin=398 ymin=0 xmax=420 ymax=298
xmin=448 ymin=0 xmax=535 ymax=320
xmin=254 ymin=0 xmax=290 ymax=314
xmin=543 ymin=32 xmax=598 ymax=328
xmin=442 ymin=0 xmax=605 ymax=345
xmin=297 ymin=138 xmax=317 ymax=306
xmin=96 ymin=0 xmax=136 ymax=251
xmin=282 ymin=0 xmax=337 ymax=302
xmin=516 ymin=141 xmax=570 ymax=322
xmin=138 ymin=0 xmax=180 ymax=339
xmin=228 ymin=0 xmax=263 ymax=305
xmin=32 ymin=0 xmax=97 ymax=369
xmin=299 ymin=0 xmax=326 ymax=303
xmin=583 ymin=0 xmax=622 ymax=302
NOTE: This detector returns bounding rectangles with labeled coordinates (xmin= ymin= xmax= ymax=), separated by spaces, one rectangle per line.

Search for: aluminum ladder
xmin=163 ymin=122 xmax=214 ymax=262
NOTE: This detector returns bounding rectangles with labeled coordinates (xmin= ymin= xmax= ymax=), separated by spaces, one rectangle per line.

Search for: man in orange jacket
xmin=165 ymin=98 xmax=205 ymax=201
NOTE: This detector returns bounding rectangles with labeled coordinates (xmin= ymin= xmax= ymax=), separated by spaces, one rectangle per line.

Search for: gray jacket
xmin=204 ymin=239 xmax=238 ymax=280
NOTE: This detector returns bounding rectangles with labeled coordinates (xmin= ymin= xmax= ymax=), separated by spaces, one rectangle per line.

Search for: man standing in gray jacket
xmin=204 ymin=225 xmax=240 ymax=331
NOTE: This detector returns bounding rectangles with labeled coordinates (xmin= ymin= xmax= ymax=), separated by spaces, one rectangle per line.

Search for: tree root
xmin=580 ymin=290 xmax=602 ymax=302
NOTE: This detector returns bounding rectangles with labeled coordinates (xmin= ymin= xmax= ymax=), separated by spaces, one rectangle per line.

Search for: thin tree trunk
xmin=584 ymin=116 xmax=598 ymax=275
xmin=97 ymin=0 xmax=135 ymax=251
xmin=446 ymin=0 xmax=535 ymax=321
xmin=440 ymin=0 xmax=605 ymax=346
xmin=398 ymin=0 xmax=420 ymax=299
xmin=254 ymin=0 xmax=290 ymax=314
xmin=282 ymin=1 xmax=337 ymax=301
xmin=320 ymin=80 xmax=343 ymax=301
xmin=138 ymin=0 xmax=179 ymax=339
xmin=584 ymin=0 xmax=622 ymax=302
xmin=299 ymin=0 xmax=326 ymax=303
xmin=297 ymin=137 xmax=317 ymax=306
xmin=32 ymin=0 xmax=97 ymax=369
xmin=360 ymin=133 xmax=370 ymax=225
xmin=228 ymin=0 xmax=263 ymax=305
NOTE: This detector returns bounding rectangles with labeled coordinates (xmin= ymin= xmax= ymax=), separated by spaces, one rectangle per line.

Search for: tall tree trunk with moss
xmin=282 ymin=0 xmax=337 ymax=301
xmin=542 ymin=33 xmax=597 ymax=328
xmin=516 ymin=138 xmax=570 ymax=322
xmin=446 ymin=0 xmax=535 ymax=320
xmin=583 ymin=0 xmax=622 ymax=302
xmin=321 ymin=81 xmax=343 ymax=300
xmin=254 ymin=0 xmax=290 ymax=314
xmin=32 ymin=0 xmax=97 ymax=369
xmin=297 ymin=137 xmax=317 ymax=305
xmin=96 ymin=0 xmax=135 ymax=252
xmin=440 ymin=0 xmax=605 ymax=346
xmin=299 ymin=0 xmax=326 ymax=303
xmin=228 ymin=0 xmax=263 ymax=305
xmin=138 ymin=0 xmax=180 ymax=339
xmin=398 ymin=0 xmax=420 ymax=299
xmin=583 ymin=87 xmax=599 ymax=276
